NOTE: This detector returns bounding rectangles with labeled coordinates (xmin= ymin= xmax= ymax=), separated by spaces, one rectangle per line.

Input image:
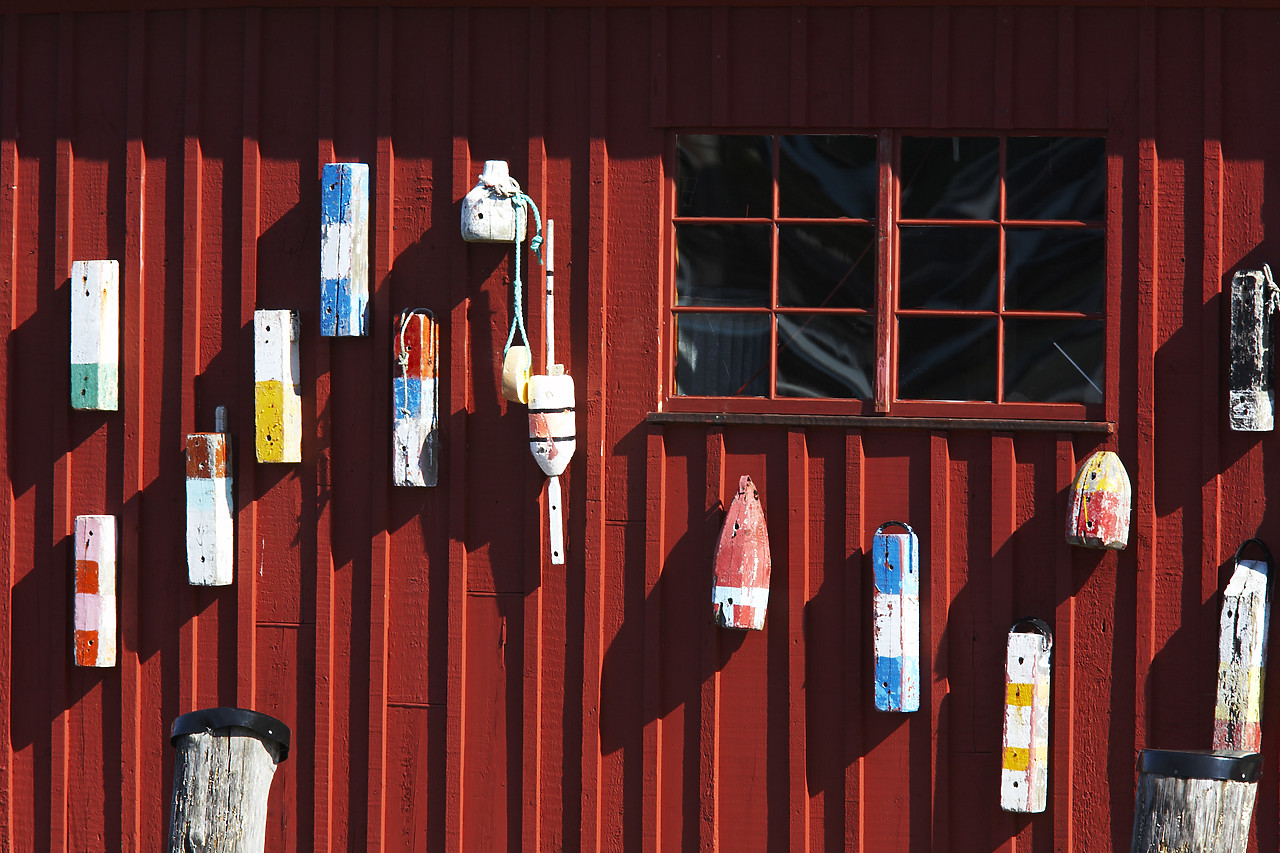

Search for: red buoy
xmin=712 ymin=476 xmax=772 ymax=631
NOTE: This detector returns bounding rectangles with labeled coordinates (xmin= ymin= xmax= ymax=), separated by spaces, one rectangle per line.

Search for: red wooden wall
xmin=1 ymin=3 xmax=1279 ymax=851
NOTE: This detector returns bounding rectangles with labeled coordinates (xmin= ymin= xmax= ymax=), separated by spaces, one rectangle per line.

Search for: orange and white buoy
xmin=712 ymin=475 xmax=771 ymax=630
xmin=528 ymin=220 xmax=575 ymax=565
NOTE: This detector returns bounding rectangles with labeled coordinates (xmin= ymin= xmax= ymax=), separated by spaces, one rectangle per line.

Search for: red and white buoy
xmin=528 ymin=220 xmax=575 ymax=565
xmin=712 ymin=476 xmax=771 ymax=630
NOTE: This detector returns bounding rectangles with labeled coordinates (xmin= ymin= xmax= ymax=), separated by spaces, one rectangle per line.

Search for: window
xmin=666 ymin=132 xmax=1108 ymax=420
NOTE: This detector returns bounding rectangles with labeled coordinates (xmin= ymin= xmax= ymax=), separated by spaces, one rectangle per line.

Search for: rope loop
xmin=503 ymin=192 xmax=544 ymax=357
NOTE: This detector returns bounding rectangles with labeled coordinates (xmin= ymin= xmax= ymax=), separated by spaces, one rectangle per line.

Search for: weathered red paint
xmin=712 ymin=475 xmax=772 ymax=630
xmin=2 ymin=3 xmax=1280 ymax=852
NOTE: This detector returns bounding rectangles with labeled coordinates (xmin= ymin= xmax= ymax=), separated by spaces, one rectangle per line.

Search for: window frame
xmin=659 ymin=128 xmax=1115 ymax=425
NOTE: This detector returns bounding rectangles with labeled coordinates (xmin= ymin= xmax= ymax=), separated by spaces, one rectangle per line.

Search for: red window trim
xmin=659 ymin=128 xmax=1113 ymax=425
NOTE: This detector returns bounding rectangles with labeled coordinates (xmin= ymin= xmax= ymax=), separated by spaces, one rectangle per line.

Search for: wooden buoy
xmin=872 ymin=521 xmax=920 ymax=711
xmin=712 ymin=475 xmax=771 ymax=630
xmin=393 ymin=310 xmax=439 ymax=487
xmin=320 ymin=162 xmax=370 ymax=337
xmin=1065 ymin=450 xmax=1132 ymax=549
xmin=1228 ymin=265 xmax=1275 ymax=431
xmin=1214 ymin=539 xmax=1272 ymax=752
xmin=1129 ymin=749 xmax=1262 ymax=853
xmin=186 ymin=408 xmax=234 ymax=586
xmin=1001 ymin=618 xmax=1053 ymax=813
xmin=501 ymin=346 xmax=531 ymax=404
xmin=167 ymin=707 xmax=291 ymax=853
xmin=461 ymin=160 xmax=527 ymax=243
xmin=527 ymin=221 xmax=572 ymax=564
xmin=254 ymin=310 xmax=302 ymax=464
xmin=73 ymin=514 xmax=116 ymax=667
xmin=70 ymin=259 xmax=120 ymax=411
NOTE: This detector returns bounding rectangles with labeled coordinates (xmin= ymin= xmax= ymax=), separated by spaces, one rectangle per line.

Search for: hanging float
xmin=872 ymin=521 xmax=920 ymax=711
xmin=320 ymin=162 xmax=370 ymax=337
xmin=712 ymin=475 xmax=771 ymax=630
xmin=1228 ymin=265 xmax=1276 ymax=431
xmin=392 ymin=310 xmax=440 ymax=488
xmin=1214 ymin=539 xmax=1272 ymax=752
xmin=70 ymin=259 xmax=120 ymax=411
xmin=1000 ymin=618 xmax=1053 ymax=813
xmin=186 ymin=406 xmax=234 ymax=586
xmin=1065 ymin=450 xmax=1131 ymax=549
xmin=74 ymin=514 xmax=117 ymax=667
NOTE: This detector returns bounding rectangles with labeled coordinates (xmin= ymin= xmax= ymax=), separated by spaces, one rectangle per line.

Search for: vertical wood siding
xmin=2 ymin=4 xmax=1279 ymax=851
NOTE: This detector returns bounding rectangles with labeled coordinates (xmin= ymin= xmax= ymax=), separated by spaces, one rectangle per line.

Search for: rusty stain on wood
xmin=712 ymin=475 xmax=771 ymax=630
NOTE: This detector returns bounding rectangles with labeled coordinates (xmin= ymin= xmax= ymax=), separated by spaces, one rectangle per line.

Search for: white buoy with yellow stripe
xmin=528 ymin=220 xmax=575 ymax=565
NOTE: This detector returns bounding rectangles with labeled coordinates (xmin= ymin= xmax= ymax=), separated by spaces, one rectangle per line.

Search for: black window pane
xmin=777 ymin=314 xmax=874 ymax=399
xmin=898 ymin=317 xmax=998 ymax=401
xmin=778 ymin=135 xmax=877 ymax=219
xmin=677 ymin=134 xmax=773 ymax=218
xmin=676 ymin=224 xmax=772 ymax=307
xmin=1005 ymin=228 xmax=1105 ymax=312
xmin=1004 ymin=319 xmax=1104 ymax=404
xmin=899 ymin=226 xmax=998 ymax=310
xmin=675 ymin=312 xmax=771 ymax=396
xmin=900 ymin=137 xmax=999 ymax=220
xmin=1007 ymin=137 xmax=1105 ymax=221
xmin=778 ymin=225 xmax=875 ymax=309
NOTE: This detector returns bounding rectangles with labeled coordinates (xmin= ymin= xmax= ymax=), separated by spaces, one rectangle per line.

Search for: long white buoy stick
xmin=544 ymin=220 xmax=566 ymax=564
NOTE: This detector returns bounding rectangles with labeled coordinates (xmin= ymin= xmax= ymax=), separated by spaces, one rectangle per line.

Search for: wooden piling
xmin=167 ymin=708 xmax=291 ymax=853
xmin=1129 ymin=749 xmax=1262 ymax=853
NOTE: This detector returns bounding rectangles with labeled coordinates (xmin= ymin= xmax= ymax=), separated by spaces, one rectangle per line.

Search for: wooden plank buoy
xmin=712 ymin=475 xmax=771 ymax=630
xmin=1228 ymin=265 xmax=1276 ymax=431
xmin=254 ymin=310 xmax=302 ymax=464
xmin=320 ymin=162 xmax=369 ymax=337
xmin=70 ymin=259 xmax=120 ymax=411
xmin=1065 ymin=450 xmax=1132 ymax=549
xmin=461 ymin=160 xmax=527 ymax=243
xmin=186 ymin=408 xmax=234 ymax=586
xmin=168 ymin=707 xmax=290 ymax=853
xmin=1129 ymin=749 xmax=1262 ymax=853
xmin=393 ymin=310 xmax=439 ymax=487
xmin=1214 ymin=539 xmax=1272 ymax=752
xmin=73 ymin=514 xmax=116 ymax=667
xmin=1001 ymin=618 xmax=1053 ymax=813
xmin=872 ymin=521 xmax=920 ymax=711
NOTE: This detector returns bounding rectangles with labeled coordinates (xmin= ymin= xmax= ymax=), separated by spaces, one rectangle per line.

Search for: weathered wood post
xmin=1228 ymin=265 xmax=1276 ymax=431
xmin=872 ymin=521 xmax=921 ymax=712
xmin=1129 ymin=749 xmax=1262 ymax=853
xmin=168 ymin=707 xmax=291 ymax=853
xmin=1214 ymin=539 xmax=1272 ymax=751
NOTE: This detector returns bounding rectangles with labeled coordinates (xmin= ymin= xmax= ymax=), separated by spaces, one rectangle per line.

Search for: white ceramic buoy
xmin=254 ymin=310 xmax=302 ymax=464
xmin=393 ymin=310 xmax=439 ymax=487
xmin=461 ymin=160 xmax=527 ymax=243
xmin=1065 ymin=450 xmax=1132 ymax=550
xmin=1001 ymin=618 xmax=1053 ymax=813
xmin=872 ymin=521 xmax=920 ymax=712
xmin=70 ymin=259 xmax=120 ymax=411
xmin=74 ymin=514 xmax=117 ymax=667
xmin=1229 ymin=265 xmax=1276 ymax=431
xmin=711 ymin=475 xmax=772 ymax=630
xmin=1214 ymin=539 xmax=1272 ymax=752
xmin=187 ymin=407 xmax=234 ymax=586
xmin=320 ymin=163 xmax=370 ymax=337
